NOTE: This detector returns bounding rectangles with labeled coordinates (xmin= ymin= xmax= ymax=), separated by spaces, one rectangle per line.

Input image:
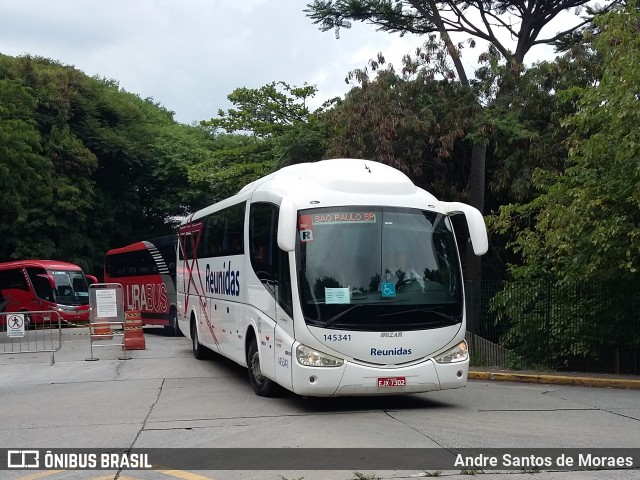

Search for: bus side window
xmin=26 ymin=267 xmax=55 ymax=302
xmin=0 ymin=268 xmax=30 ymax=292
xmin=249 ymin=203 xmax=276 ymax=279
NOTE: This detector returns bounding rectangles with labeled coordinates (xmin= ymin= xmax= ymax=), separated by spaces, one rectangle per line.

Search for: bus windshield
xmin=48 ymin=269 xmax=90 ymax=305
xmin=297 ymin=206 xmax=462 ymax=331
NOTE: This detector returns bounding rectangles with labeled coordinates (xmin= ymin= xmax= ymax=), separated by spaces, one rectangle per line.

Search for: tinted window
xmin=0 ymin=268 xmax=29 ymax=291
xmin=26 ymin=267 xmax=54 ymax=302
xmin=297 ymin=206 xmax=463 ymax=331
xmin=194 ymin=202 xmax=246 ymax=259
xmin=249 ymin=202 xmax=292 ymax=317
xmin=106 ymin=250 xmax=156 ymax=277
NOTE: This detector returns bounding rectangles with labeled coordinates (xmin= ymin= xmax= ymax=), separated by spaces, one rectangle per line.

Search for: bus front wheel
xmin=247 ymin=336 xmax=276 ymax=397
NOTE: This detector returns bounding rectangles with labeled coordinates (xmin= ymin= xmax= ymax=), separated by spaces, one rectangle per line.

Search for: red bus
xmin=0 ymin=260 xmax=94 ymax=325
xmin=104 ymin=235 xmax=179 ymax=335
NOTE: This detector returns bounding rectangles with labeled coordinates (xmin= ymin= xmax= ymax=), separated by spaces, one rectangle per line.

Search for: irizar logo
xmin=370 ymin=347 xmax=412 ymax=356
xmin=205 ymin=261 xmax=240 ymax=296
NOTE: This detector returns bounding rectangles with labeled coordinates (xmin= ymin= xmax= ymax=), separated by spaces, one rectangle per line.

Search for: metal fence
xmin=1 ymin=311 xmax=62 ymax=365
xmin=465 ymin=279 xmax=640 ymax=375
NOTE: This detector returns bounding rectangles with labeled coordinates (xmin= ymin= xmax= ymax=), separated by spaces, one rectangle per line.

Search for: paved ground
xmin=1 ymin=325 xmax=638 ymax=480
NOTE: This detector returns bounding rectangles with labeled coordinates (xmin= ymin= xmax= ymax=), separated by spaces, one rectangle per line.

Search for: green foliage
xmin=486 ymin=1 xmax=640 ymax=366
xmin=307 ymin=0 xmax=621 ymax=286
xmin=495 ymin=1 xmax=640 ymax=283
xmin=479 ymin=40 xmax=604 ymax=279
xmin=322 ymin=48 xmax=479 ymax=201
xmin=206 ymin=81 xmax=316 ymax=138
xmin=0 ymin=75 xmax=54 ymax=258
xmin=197 ymin=81 xmax=327 ymax=198
xmin=0 ymin=54 xmax=217 ymax=274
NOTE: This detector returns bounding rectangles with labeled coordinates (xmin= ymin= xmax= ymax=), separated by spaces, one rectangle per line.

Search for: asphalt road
xmin=0 ymin=326 xmax=639 ymax=480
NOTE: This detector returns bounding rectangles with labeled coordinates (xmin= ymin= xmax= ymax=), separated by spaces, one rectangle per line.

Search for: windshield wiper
xmin=322 ymin=305 xmax=362 ymax=328
xmin=321 ymin=299 xmax=401 ymax=328
xmin=378 ymin=307 xmax=460 ymax=323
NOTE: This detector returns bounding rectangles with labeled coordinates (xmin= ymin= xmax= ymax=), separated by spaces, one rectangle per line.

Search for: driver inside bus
xmin=389 ymin=252 xmax=425 ymax=291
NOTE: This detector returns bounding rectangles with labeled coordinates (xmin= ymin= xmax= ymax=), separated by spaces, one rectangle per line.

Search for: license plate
xmin=377 ymin=377 xmax=406 ymax=387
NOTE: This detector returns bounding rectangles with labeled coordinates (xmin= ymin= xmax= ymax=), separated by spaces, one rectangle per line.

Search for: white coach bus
xmin=176 ymin=159 xmax=487 ymax=397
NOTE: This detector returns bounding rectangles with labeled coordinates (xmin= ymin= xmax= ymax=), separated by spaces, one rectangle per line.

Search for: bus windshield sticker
xmin=325 ymin=287 xmax=350 ymax=304
xmin=380 ymin=282 xmax=396 ymax=298
xmin=312 ymin=212 xmax=376 ymax=225
xmin=298 ymin=215 xmax=314 ymax=242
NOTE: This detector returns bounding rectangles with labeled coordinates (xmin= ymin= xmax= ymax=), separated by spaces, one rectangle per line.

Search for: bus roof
xmin=105 ymin=234 xmax=177 ymax=256
xmin=240 ymin=158 xmax=419 ymax=196
xmin=183 ymin=159 xmax=441 ymax=225
xmin=0 ymin=260 xmax=83 ymax=271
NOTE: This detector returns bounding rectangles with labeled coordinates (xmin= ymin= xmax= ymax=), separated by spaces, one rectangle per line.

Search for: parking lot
xmin=0 ymin=326 xmax=639 ymax=480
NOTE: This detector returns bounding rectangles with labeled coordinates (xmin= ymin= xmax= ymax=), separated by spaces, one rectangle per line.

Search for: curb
xmin=468 ymin=370 xmax=640 ymax=390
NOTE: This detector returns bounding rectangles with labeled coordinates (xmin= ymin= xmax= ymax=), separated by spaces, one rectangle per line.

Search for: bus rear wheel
xmin=165 ymin=308 xmax=182 ymax=337
xmin=247 ymin=336 xmax=276 ymax=397
xmin=191 ymin=320 xmax=206 ymax=360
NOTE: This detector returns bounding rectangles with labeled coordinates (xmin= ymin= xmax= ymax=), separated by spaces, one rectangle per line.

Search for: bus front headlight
xmin=296 ymin=344 xmax=344 ymax=367
xmin=435 ymin=340 xmax=468 ymax=364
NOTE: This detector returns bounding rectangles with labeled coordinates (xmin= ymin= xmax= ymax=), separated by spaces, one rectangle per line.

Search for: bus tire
xmin=191 ymin=320 xmax=206 ymax=360
xmin=166 ymin=307 xmax=182 ymax=337
xmin=247 ymin=335 xmax=276 ymax=397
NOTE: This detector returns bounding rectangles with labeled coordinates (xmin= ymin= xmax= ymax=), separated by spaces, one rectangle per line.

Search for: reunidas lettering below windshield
xmin=297 ymin=206 xmax=462 ymax=331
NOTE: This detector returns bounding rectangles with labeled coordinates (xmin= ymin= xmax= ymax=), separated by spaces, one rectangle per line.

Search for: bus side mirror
xmin=440 ymin=202 xmax=488 ymax=256
xmin=277 ymin=197 xmax=296 ymax=252
xmin=86 ymin=275 xmax=98 ymax=286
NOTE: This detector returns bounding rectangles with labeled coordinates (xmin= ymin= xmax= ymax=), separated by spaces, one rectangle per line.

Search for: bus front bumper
xmin=291 ymin=358 xmax=468 ymax=397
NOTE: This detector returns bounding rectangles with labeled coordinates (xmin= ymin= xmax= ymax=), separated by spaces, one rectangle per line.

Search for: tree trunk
xmin=465 ymin=142 xmax=486 ymax=333
xmin=413 ymin=0 xmax=487 ymax=331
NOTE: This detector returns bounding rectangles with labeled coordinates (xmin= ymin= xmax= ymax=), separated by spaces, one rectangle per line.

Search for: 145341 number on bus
xmin=323 ymin=334 xmax=351 ymax=342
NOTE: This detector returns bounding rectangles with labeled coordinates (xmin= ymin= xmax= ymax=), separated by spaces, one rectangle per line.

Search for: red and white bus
xmin=104 ymin=235 xmax=179 ymax=335
xmin=0 ymin=260 xmax=94 ymax=325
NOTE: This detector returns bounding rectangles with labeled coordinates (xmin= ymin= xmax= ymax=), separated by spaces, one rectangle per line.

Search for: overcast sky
xmin=0 ymin=1 xmax=563 ymax=125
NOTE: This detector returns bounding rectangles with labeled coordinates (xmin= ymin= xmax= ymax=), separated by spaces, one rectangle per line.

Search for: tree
xmin=497 ymin=0 xmax=640 ymax=283
xmin=305 ymin=0 xmax=621 ymax=301
xmin=0 ymin=54 xmax=218 ymax=274
xmin=490 ymin=1 xmax=640 ymax=367
xmin=196 ymin=81 xmax=327 ymax=198
xmin=321 ymin=48 xmax=479 ymax=200
xmin=0 ymin=75 xmax=54 ymax=258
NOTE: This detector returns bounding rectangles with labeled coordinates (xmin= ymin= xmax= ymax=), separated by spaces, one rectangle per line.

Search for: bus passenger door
xmin=249 ymin=202 xmax=295 ymax=390
xmin=273 ymin=247 xmax=294 ymax=392
xmin=248 ymin=203 xmax=279 ymax=383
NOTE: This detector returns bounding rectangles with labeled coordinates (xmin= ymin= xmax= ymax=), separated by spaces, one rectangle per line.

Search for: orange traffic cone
xmin=123 ymin=310 xmax=145 ymax=350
